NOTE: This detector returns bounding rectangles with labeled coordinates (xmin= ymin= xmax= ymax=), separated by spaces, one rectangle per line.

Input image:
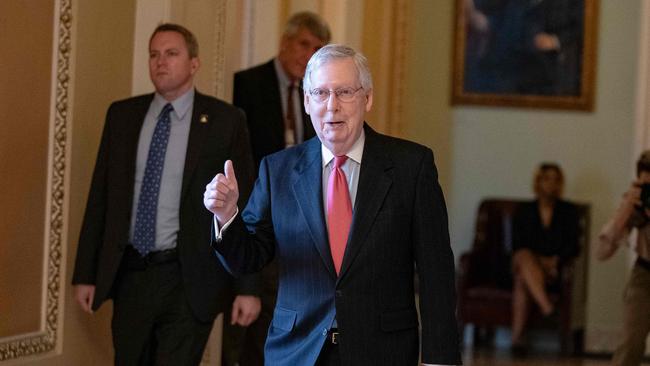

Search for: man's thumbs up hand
xmin=224 ymin=159 xmax=237 ymax=181
xmin=204 ymin=160 xmax=239 ymax=225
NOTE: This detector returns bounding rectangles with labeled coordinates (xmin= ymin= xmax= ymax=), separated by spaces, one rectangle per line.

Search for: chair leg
xmin=473 ymin=326 xmax=495 ymax=347
xmin=559 ymin=319 xmax=575 ymax=355
xmin=458 ymin=323 xmax=466 ymax=348
xmin=485 ymin=327 xmax=495 ymax=346
xmin=472 ymin=325 xmax=481 ymax=346
xmin=560 ymin=331 xmax=571 ymax=355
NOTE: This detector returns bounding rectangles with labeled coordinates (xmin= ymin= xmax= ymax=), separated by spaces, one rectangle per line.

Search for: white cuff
xmin=213 ymin=207 xmax=239 ymax=241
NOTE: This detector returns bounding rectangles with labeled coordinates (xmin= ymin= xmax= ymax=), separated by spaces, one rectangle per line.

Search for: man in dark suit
xmin=72 ymin=23 xmax=260 ymax=365
xmin=205 ymin=44 xmax=461 ymax=366
xmin=233 ymin=11 xmax=330 ymax=166
xmin=224 ymin=11 xmax=331 ymax=366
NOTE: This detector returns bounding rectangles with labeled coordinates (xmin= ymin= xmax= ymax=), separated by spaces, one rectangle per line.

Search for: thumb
xmin=224 ymin=160 xmax=237 ymax=182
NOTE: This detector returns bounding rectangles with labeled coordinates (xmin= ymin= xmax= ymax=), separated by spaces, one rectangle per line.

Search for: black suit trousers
xmin=315 ymin=342 xmax=341 ymax=366
xmin=111 ymin=257 xmax=213 ymax=366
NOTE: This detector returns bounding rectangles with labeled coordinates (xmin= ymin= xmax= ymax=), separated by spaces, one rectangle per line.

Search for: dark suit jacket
xmin=214 ymin=125 xmax=461 ymax=365
xmin=72 ymin=91 xmax=258 ymax=322
xmin=233 ymin=59 xmax=315 ymax=167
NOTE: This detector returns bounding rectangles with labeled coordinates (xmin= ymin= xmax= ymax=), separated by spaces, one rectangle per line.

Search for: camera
xmin=640 ymin=183 xmax=650 ymax=210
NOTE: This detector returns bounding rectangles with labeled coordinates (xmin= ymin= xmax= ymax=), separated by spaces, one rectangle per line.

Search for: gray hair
xmin=284 ymin=11 xmax=331 ymax=43
xmin=303 ymin=44 xmax=373 ymax=93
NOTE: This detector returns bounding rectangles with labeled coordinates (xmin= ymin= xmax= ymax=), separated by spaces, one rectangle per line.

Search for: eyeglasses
xmin=309 ymin=87 xmax=363 ymax=103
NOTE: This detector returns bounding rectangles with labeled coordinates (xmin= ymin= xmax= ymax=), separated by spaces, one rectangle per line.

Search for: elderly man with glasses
xmin=204 ymin=44 xmax=461 ymax=366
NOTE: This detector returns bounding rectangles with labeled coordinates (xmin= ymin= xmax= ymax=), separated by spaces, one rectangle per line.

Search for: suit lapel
xmin=180 ymin=91 xmax=211 ymax=201
xmin=262 ymin=61 xmax=285 ymax=142
xmin=292 ymin=139 xmax=336 ymax=277
xmin=338 ymin=126 xmax=393 ymax=280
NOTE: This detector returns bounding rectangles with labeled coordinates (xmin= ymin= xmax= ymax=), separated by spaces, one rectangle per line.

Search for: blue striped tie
xmin=132 ymin=103 xmax=173 ymax=256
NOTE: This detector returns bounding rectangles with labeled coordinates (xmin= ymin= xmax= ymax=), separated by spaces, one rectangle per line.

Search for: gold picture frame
xmin=451 ymin=0 xmax=599 ymax=111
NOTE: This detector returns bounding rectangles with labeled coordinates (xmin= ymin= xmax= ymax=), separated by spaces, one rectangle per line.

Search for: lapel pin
xmin=200 ymin=114 xmax=208 ymax=124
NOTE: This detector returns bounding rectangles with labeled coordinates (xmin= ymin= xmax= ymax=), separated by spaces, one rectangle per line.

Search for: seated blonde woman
xmin=510 ymin=163 xmax=580 ymax=351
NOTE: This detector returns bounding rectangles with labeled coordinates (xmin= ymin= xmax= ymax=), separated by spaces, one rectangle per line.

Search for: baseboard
xmin=585 ymin=327 xmax=620 ymax=353
xmin=586 ymin=326 xmax=650 ymax=356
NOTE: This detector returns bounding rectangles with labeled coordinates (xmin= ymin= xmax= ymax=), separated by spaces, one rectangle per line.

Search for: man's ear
xmin=364 ymin=89 xmax=373 ymax=112
xmin=190 ymin=57 xmax=200 ymax=75
xmin=304 ymin=93 xmax=311 ymax=115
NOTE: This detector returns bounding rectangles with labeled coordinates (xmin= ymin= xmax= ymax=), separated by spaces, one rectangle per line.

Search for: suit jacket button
xmin=322 ymin=328 xmax=327 ymax=336
xmin=335 ymin=290 xmax=342 ymax=298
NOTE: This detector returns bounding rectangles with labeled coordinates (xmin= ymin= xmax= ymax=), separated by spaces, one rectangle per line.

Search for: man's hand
xmin=74 ymin=284 xmax=96 ymax=314
xmin=624 ymin=179 xmax=643 ymax=207
xmin=204 ymin=160 xmax=240 ymax=225
xmin=230 ymin=295 xmax=261 ymax=326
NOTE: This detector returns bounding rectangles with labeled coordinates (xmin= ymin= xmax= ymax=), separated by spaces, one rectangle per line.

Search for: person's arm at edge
xmin=414 ymin=148 xmax=462 ymax=365
xmin=72 ymin=103 xmax=117 ymax=313
xmin=596 ymin=189 xmax=637 ymax=261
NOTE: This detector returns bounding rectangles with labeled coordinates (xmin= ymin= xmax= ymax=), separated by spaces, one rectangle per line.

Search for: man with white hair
xmin=205 ymin=44 xmax=460 ymax=365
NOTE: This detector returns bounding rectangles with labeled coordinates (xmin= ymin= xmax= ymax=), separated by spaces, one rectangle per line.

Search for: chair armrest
xmin=457 ymin=252 xmax=478 ymax=291
xmin=456 ymin=253 xmax=472 ymax=307
xmin=458 ymin=253 xmax=471 ymax=275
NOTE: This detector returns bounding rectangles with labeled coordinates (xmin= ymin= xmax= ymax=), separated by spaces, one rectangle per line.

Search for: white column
xmin=320 ymin=0 xmax=364 ymax=49
xmin=131 ymin=0 xmax=171 ymax=96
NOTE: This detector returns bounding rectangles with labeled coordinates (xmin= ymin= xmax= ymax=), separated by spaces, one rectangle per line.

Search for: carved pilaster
xmin=0 ymin=0 xmax=71 ymax=360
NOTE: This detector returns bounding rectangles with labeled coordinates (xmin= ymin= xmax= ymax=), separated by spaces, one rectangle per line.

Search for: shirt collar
xmin=273 ymin=57 xmax=295 ymax=88
xmin=321 ymin=129 xmax=365 ymax=168
xmin=152 ymin=88 xmax=194 ymax=121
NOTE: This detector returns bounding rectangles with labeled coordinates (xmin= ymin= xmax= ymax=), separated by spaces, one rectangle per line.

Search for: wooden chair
xmin=456 ymin=198 xmax=590 ymax=354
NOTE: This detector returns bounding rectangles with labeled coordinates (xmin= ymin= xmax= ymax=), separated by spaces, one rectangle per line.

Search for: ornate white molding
xmin=0 ymin=0 xmax=70 ymax=360
xmin=243 ymin=0 xmax=256 ymax=68
xmin=212 ymin=0 xmax=227 ymax=99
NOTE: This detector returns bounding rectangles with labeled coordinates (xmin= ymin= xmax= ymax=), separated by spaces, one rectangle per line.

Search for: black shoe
xmin=541 ymin=306 xmax=558 ymax=322
xmin=510 ymin=342 xmax=528 ymax=358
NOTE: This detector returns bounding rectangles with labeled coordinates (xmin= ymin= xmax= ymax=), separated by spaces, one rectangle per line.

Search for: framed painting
xmin=451 ymin=0 xmax=599 ymax=110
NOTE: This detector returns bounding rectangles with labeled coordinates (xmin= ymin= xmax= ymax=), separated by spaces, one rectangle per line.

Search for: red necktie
xmin=327 ymin=156 xmax=352 ymax=275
